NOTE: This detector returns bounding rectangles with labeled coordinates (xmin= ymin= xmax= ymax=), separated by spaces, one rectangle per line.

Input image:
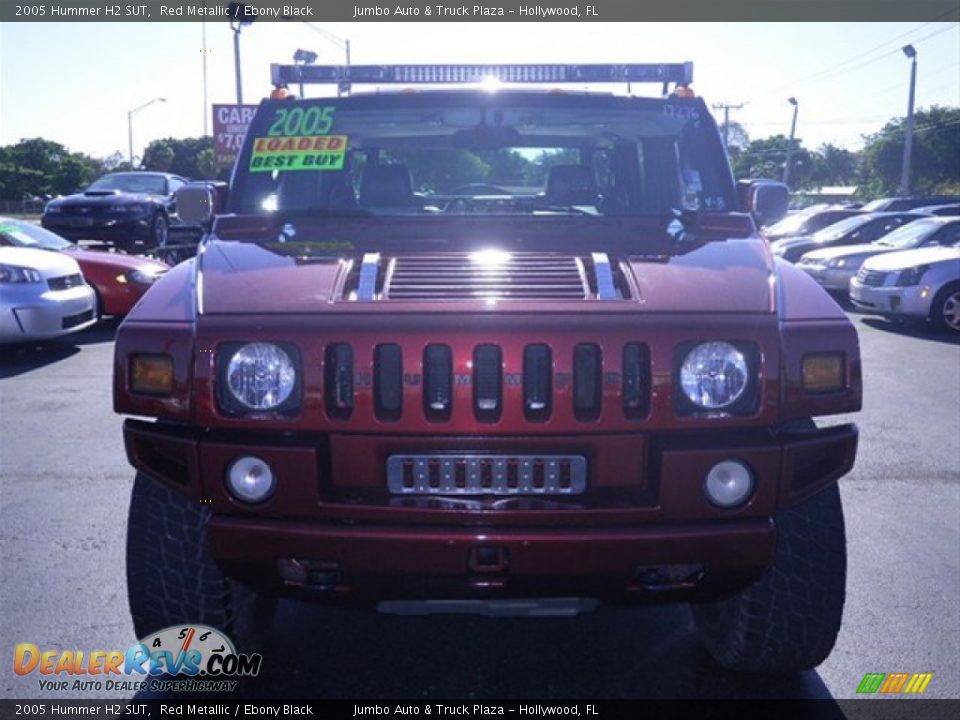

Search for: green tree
xmin=141 ymin=136 xmax=217 ymax=179
xmin=810 ymin=143 xmax=859 ymax=187
xmin=859 ymin=106 xmax=960 ymax=196
xmin=731 ymin=135 xmax=816 ymax=189
xmin=0 ymin=138 xmax=103 ymax=198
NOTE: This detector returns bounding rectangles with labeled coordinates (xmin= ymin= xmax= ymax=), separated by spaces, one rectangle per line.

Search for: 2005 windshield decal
xmin=250 ymin=106 xmax=346 ymax=172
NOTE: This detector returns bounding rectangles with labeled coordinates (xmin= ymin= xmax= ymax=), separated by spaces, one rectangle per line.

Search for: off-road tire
xmin=930 ymin=281 xmax=960 ymax=333
xmin=691 ymin=483 xmax=846 ymax=673
xmin=126 ymin=473 xmax=276 ymax=651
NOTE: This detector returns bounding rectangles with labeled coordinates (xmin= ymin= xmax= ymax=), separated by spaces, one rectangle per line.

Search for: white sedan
xmin=797 ymin=216 xmax=960 ymax=292
xmin=850 ymin=241 xmax=960 ymax=333
xmin=0 ymin=246 xmax=98 ymax=343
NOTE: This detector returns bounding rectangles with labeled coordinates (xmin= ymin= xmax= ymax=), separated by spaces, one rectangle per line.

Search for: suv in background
xmin=113 ymin=62 xmax=861 ymax=673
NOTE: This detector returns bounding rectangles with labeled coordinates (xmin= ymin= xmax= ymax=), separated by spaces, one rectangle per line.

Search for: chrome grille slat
xmin=384 ymin=252 xmax=592 ymax=300
xmin=859 ymin=269 xmax=888 ymax=287
xmin=387 ymin=454 xmax=587 ymax=495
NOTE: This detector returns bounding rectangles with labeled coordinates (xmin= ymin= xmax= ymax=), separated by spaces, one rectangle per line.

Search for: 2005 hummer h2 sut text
xmin=114 ymin=63 xmax=860 ymax=673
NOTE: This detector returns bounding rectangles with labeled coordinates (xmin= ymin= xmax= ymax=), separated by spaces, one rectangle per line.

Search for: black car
xmin=760 ymin=207 xmax=863 ymax=242
xmin=770 ymin=212 xmax=925 ymax=262
xmin=41 ymin=172 xmax=188 ymax=252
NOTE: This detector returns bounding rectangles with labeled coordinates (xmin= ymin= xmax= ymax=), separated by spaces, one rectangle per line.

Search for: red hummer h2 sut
xmin=114 ymin=63 xmax=861 ymax=673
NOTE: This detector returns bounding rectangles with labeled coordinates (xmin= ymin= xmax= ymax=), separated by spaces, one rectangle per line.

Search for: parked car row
xmin=765 ymin=203 xmax=960 ymax=333
xmin=0 ymin=218 xmax=168 ymax=344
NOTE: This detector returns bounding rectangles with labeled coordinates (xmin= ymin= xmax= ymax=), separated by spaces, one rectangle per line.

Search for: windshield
xmin=88 ymin=173 xmax=167 ymax=194
xmin=810 ymin=214 xmax=870 ymax=242
xmin=763 ymin=210 xmax=818 ymax=236
xmin=230 ymin=93 xmax=735 ymax=218
xmin=0 ymin=220 xmax=72 ymax=250
xmin=873 ymin=219 xmax=941 ymax=249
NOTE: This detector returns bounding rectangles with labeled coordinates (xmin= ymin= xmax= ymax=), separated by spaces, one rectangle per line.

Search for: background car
xmin=0 ymin=246 xmax=97 ymax=343
xmin=0 ymin=218 xmax=168 ymax=317
xmin=771 ymin=212 xmax=923 ymax=263
xmin=41 ymin=172 xmax=189 ymax=252
xmin=850 ymin=239 xmax=960 ymax=332
xmin=798 ymin=216 xmax=960 ymax=293
xmin=913 ymin=203 xmax=960 ymax=217
xmin=859 ymin=196 xmax=959 ymax=212
xmin=760 ymin=207 xmax=863 ymax=242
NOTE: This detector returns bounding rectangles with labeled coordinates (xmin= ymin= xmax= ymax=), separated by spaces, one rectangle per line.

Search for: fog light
xmin=226 ymin=456 xmax=275 ymax=503
xmin=130 ymin=354 xmax=173 ymax=395
xmin=802 ymin=353 xmax=844 ymax=393
xmin=704 ymin=460 xmax=754 ymax=508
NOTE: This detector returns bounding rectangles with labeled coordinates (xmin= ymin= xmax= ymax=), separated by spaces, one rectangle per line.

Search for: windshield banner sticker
xmin=249 ymin=135 xmax=347 ymax=172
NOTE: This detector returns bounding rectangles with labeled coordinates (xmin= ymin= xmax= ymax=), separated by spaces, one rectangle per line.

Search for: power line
xmin=712 ymin=101 xmax=746 ymax=148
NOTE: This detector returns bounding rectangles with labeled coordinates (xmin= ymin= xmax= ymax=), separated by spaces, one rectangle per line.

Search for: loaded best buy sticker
xmin=249 ymin=135 xmax=347 ymax=172
xmin=250 ymin=104 xmax=346 ymax=172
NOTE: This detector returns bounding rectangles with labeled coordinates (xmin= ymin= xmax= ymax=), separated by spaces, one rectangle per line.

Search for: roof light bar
xmin=271 ymin=63 xmax=693 ymax=88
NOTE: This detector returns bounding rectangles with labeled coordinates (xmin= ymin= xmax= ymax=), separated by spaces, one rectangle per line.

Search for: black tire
xmin=692 ymin=483 xmax=846 ymax=673
xmin=126 ymin=473 xmax=276 ymax=651
xmin=150 ymin=212 xmax=169 ymax=249
xmin=930 ymin=281 xmax=960 ymax=333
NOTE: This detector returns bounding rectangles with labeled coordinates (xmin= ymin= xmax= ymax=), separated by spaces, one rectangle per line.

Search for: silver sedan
xmin=1 ymin=246 xmax=97 ymax=343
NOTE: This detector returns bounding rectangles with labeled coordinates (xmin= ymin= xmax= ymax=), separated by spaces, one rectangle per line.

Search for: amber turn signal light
xmin=802 ymin=353 xmax=844 ymax=393
xmin=130 ymin=354 xmax=174 ymax=396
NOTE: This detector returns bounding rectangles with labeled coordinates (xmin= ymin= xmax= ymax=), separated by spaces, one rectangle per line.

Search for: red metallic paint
xmin=114 ymin=213 xmax=862 ymax=600
xmin=66 ymin=248 xmax=168 ymax=316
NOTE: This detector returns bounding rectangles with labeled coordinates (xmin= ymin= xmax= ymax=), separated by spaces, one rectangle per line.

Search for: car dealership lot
xmin=1 ymin=313 xmax=957 ymax=700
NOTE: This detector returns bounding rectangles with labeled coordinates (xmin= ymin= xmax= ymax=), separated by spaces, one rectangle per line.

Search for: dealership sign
xmin=213 ymin=104 xmax=258 ymax=168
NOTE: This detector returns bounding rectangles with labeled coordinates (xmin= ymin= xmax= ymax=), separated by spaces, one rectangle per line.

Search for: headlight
xmin=896 ymin=265 xmax=929 ymax=286
xmin=680 ymin=341 xmax=750 ymax=410
xmin=115 ymin=204 xmax=147 ymax=215
xmin=0 ymin=264 xmax=42 ymax=284
xmin=44 ymin=203 xmax=63 ymax=214
xmin=123 ymin=268 xmax=163 ymax=285
xmin=827 ymin=258 xmax=847 ymax=268
xmin=223 ymin=342 xmax=297 ymax=411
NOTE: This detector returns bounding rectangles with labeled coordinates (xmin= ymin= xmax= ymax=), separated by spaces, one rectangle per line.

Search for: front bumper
xmin=124 ymin=419 xmax=858 ymax=602
xmin=0 ymin=284 xmax=97 ymax=342
xmin=850 ymin=278 xmax=932 ymax=319
xmin=799 ymin=264 xmax=856 ymax=291
xmin=42 ymin=215 xmax=152 ymax=243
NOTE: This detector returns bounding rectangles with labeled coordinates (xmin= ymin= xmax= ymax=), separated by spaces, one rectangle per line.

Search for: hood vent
xmin=348 ymin=252 xmax=629 ymax=301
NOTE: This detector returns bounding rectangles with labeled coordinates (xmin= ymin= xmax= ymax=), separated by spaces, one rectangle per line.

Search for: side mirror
xmin=176 ymin=182 xmax=228 ymax=226
xmin=741 ymin=179 xmax=789 ymax=228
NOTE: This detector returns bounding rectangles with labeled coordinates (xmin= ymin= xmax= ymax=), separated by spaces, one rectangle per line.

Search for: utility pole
xmin=711 ymin=102 xmax=744 ymax=149
xmin=783 ymin=97 xmax=799 ymax=187
xmin=899 ymin=44 xmax=918 ymax=196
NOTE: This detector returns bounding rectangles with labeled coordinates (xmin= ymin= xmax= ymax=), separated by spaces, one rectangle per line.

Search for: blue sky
xmin=1 ymin=21 xmax=958 ymax=161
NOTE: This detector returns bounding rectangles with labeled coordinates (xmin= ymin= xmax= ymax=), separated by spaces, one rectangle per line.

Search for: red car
xmin=114 ymin=62 xmax=861 ymax=674
xmin=0 ymin=218 xmax=168 ymax=317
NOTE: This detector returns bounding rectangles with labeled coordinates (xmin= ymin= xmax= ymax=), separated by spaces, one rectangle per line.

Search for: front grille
xmin=386 ymin=454 xmax=587 ymax=495
xmin=859 ymin=269 xmax=888 ymax=286
xmin=384 ymin=253 xmax=592 ymax=300
xmin=62 ymin=309 xmax=94 ymax=329
xmin=48 ymin=274 xmax=83 ymax=291
xmin=323 ymin=341 xmax=652 ymax=424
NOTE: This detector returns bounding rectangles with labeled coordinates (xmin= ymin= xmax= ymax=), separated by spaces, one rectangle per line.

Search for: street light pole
xmin=227 ymin=3 xmax=255 ymax=105
xmin=899 ymin=44 xmax=918 ymax=196
xmin=782 ymin=97 xmax=799 ymax=187
xmin=128 ymin=97 xmax=166 ymax=167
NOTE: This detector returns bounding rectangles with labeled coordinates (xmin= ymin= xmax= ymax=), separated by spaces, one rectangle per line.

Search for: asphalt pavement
xmin=1 ymin=309 xmax=957 ymax=701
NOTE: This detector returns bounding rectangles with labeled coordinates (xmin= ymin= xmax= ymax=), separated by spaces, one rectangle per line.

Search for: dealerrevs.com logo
xmin=14 ymin=625 xmax=262 ymax=693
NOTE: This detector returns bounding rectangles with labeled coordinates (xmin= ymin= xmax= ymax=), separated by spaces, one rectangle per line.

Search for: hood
xmin=862 ymin=245 xmax=960 ymax=272
xmin=66 ymin=247 xmax=169 ymax=272
xmin=802 ymin=243 xmax=879 ymax=262
xmin=54 ymin=192 xmax=154 ymax=207
xmin=0 ymin=246 xmax=82 ymax=278
xmin=771 ymin=235 xmax=815 ymax=251
xmin=198 ymin=236 xmax=774 ymax=315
